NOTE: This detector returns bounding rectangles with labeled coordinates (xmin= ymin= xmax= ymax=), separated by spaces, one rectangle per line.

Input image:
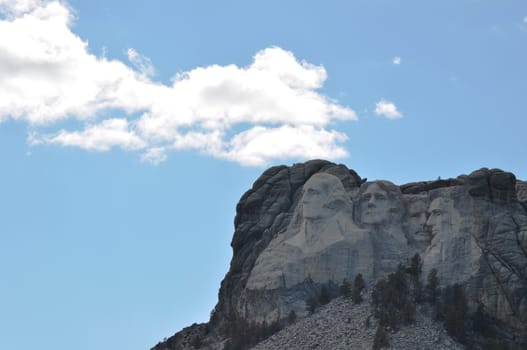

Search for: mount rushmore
xmin=154 ymin=160 xmax=527 ymax=349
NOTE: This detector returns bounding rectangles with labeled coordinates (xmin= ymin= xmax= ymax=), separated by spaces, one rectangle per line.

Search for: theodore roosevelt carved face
xmin=405 ymin=195 xmax=430 ymax=245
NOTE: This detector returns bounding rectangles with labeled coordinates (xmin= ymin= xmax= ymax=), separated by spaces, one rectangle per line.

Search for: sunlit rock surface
xmin=153 ymin=160 xmax=527 ymax=349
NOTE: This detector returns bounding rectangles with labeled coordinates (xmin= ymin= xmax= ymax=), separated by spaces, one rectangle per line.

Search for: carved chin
xmin=413 ymin=231 xmax=430 ymax=241
xmin=361 ymin=211 xmax=387 ymax=224
xmin=303 ymin=210 xmax=319 ymax=219
xmin=303 ymin=208 xmax=334 ymax=220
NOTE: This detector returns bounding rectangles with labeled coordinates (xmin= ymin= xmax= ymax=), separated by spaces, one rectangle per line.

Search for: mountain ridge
xmin=152 ymin=160 xmax=527 ymax=349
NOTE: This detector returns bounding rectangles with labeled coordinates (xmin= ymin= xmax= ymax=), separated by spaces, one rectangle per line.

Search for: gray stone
xmin=252 ymin=296 xmax=464 ymax=350
xmin=152 ymin=161 xmax=527 ymax=350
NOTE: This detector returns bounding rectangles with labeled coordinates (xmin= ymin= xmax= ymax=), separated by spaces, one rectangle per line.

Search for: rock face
xmin=153 ymin=160 xmax=527 ymax=349
xmin=252 ymin=296 xmax=464 ymax=350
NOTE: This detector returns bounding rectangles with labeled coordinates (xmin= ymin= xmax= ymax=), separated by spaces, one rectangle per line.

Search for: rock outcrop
xmin=152 ymin=160 xmax=527 ymax=349
xmin=252 ymin=296 xmax=464 ymax=350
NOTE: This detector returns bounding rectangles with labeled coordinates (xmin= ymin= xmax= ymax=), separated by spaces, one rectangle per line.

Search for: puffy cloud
xmin=0 ymin=0 xmax=357 ymax=166
xmin=218 ymin=125 xmax=348 ymax=166
xmin=392 ymin=56 xmax=401 ymax=65
xmin=0 ymin=0 xmax=151 ymax=124
xmin=374 ymin=100 xmax=402 ymax=119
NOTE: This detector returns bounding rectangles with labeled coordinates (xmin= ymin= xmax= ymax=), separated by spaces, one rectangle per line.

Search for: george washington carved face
xmin=301 ymin=173 xmax=348 ymax=220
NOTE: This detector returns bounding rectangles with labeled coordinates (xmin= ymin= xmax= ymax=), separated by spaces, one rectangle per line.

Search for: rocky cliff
xmin=251 ymin=296 xmax=465 ymax=350
xmin=152 ymin=160 xmax=527 ymax=349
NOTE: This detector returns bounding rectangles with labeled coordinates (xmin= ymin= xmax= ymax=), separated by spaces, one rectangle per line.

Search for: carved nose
xmin=367 ymin=202 xmax=375 ymax=208
xmin=425 ymin=216 xmax=433 ymax=226
xmin=424 ymin=221 xmax=434 ymax=233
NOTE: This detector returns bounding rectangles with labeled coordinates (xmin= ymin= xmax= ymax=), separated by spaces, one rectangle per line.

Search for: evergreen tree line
xmin=370 ymin=254 xmax=524 ymax=350
xmin=219 ymin=253 xmax=524 ymax=350
xmin=305 ymin=273 xmax=367 ymax=315
xmin=222 ymin=313 xmax=280 ymax=350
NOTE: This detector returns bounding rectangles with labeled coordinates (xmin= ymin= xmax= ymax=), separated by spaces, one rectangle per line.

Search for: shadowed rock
xmin=152 ymin=161 xmax=527 ymax=350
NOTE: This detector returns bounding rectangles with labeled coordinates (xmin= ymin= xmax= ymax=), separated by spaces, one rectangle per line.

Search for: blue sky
xmin=0 ymin=1 xmax=526 ymax=349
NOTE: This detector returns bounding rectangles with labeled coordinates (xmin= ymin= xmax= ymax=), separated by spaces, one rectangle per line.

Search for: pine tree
xmin=351 ymin=285 xmax=363 ymax=304
xmin=349 ymin=273 xmax=365 ymax=304
xmin=339 ymin=278 xmax=352 ymax=298
xmin=408 ymin=253 xmax=422 ymax=278
xmin=305 ymin=297 xmax=318 ymax=314
xmin=440 ymin=284 xmax=468 ymax=344
xmin=372 ymin=268 xmax=411 ymax=329
xmin=372 ymin=325 xmax=390 ymax=350
xmin=354 ymin=273 xmax=366 ymax=292
xmin=471 ymin=304 xmax=494 ymax=337
xmin=319 ymin=285 xmax=330 ymax=305
xmin=425 ymin=268 xmax=439 ymax=304
xmin=287 ymin=310 xmax=297 ymax=324
xmin=413 ymin=278 xmax=424 ymax=303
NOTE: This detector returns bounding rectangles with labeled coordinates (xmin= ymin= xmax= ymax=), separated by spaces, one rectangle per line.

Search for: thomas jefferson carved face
xmin=359 ymin=182 xmax=397 ymax=225
xmin=302 ymin=173 xmax=348 ymax=220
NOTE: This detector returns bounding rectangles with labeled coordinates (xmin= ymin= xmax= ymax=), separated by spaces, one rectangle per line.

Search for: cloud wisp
xmin=374 ymin=100 xmax=402 ymax=119
xmin=126 ymin=48 xmax=155 ymax=78
xmin=392 ymin=56 xmax=401 ymax=65
xmin=30 ymin=118 xmax=146 ymax=151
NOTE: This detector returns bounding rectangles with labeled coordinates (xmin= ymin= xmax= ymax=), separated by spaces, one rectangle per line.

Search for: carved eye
xmin=363 ymin=194 xmax=372 ymax=201
xmin=374 ymin=194 xmax=387 ymax=201
xmin=431 ymin=209 xmax=442 ymax=217
xmin=306 ymin=188 xmax=319 ymax=195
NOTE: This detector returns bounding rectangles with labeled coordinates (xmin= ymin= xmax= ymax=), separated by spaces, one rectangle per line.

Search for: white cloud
xmin=31 ymin=118 xmax=146 ymax=151
xmin=219 ymin=125 xmax=348 ymax=166
xmin=392 ymin=56 xmax=401 ymax=65
xmin=127 ymin=48 xmax=155 ymax=77
xmin=0 ymin=0 xmax=49 ymax=18
xmin=140 ymin=147 xmax=167 ymax=165
xmin=0 ymin=1 xmax=148 ymax=124
xmin=0 ymin=0 xmax=358 ymax=166
xmin=374 ymin=100 xmax=402 ymax=119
